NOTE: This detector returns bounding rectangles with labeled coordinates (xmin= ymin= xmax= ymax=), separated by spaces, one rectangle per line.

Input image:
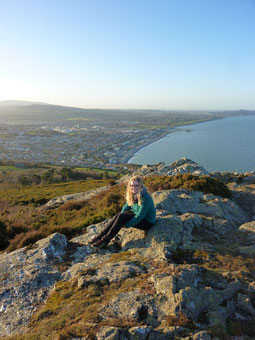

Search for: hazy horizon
xmin=0 ymin=99 xmax=254 ymax=112
xmin=1 ymin=0 xmax=255 ymax=110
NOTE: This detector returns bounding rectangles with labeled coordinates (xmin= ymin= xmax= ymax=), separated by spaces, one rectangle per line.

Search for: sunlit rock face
xmin=0 ymin=233 xmax=67 ymax=336
xmin=119 ymin=157 xmax=210 ymax=183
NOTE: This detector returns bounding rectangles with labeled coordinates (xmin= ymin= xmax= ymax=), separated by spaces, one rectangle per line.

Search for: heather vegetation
xmin=143 ymin=173 xmax=232 ymax=199
xmin=0 ymin=183 xmax=125 ymax=252
xmin=0 ymin=173 xmax=231 ymax=253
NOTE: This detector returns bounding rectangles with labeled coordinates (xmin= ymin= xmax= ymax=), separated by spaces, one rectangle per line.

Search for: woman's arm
xmin=125 ymin=195 xmax=153 ymax=228
xmin=121 ymin=203 xmax=131 ymax=213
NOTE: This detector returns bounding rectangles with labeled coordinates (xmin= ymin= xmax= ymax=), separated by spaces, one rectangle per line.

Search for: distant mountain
xmin=0 ymin=100 xmax=50 ymax=107
xmin=0 ymin=102 xmax=135 ymax=123
xmin=0 ymin=100 xmax=254 ymax=124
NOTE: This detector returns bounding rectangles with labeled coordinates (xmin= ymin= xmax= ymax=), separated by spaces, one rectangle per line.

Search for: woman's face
xmin=130 ymin=180 xmax=140 ymax=195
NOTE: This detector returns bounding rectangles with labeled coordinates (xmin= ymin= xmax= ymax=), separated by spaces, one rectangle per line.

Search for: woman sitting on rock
xmin=89 ymin=175 xmax=156 ymax=249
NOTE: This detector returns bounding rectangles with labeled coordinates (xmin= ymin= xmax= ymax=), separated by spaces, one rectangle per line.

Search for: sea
xmin=128 ymin=115 xmax=255 ymax=173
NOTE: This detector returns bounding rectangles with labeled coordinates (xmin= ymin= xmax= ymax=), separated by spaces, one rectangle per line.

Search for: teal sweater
xmin=121 ymin=190 xmax=156 ymax=228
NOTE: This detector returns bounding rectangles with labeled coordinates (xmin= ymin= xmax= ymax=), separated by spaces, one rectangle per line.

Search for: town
xmin=0 ymin=104 xmax=249 ymax=169
xmin=0 ymin=119 xmax=174 ymax=168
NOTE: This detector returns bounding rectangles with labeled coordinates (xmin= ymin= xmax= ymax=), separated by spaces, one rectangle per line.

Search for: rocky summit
xmin=1 ymin=158 xmax=255 ymax=339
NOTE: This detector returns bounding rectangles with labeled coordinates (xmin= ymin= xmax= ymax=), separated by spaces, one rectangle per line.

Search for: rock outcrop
xmin=1 ymin=158 xmax=255 ymax=339
xmin=0 ymin=233 xmax=67 ymax=336
xmin=136 ymin=158 xmax=210 ymax=177
xmin=45 ymin=185 xmax=110 ymax=209
xmin=119 ymin=158 xmax=210 ymax=184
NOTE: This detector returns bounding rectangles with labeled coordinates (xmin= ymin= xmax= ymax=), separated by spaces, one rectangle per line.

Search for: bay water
xmin=128 ymin=115 xmax=255 ymax=173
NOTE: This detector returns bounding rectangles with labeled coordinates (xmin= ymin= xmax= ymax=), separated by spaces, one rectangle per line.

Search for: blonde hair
xmin=126 ymin=175 xmax=144 ymax=206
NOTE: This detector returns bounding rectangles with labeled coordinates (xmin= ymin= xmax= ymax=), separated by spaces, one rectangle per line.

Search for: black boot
xmin=88 ymin=234 xmax=102 ymax=245
xmin=92 ymin=236 xmax=110 ymax=249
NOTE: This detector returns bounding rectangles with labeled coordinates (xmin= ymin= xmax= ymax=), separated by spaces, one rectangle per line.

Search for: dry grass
xmin=164 ymin=312 xmax=195 ymax=329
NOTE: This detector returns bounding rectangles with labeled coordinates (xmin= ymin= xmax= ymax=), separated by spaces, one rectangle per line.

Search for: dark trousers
xmin=98 ymin=211 xmax=153 ymax=242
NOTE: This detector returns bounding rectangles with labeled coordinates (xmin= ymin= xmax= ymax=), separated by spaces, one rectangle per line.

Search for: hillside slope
xmin=1 ymin=159 xmax=255 ymax=339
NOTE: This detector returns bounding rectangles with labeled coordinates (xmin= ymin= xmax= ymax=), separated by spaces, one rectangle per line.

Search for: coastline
xmin=121 ymin=115 xmax=255 ymax=172
xmin=121 ymin=116 xmax=230 ymax=164
xmin=121 ymin=127 xmax=181 ymax=164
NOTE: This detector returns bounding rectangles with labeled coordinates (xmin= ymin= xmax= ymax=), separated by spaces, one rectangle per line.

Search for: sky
xmin=0 ymin=0 xmax=255 ymax=110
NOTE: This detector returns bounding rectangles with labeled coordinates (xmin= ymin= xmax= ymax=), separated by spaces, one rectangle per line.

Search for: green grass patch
xmin=167 ymin=118 xmax=211 ymax=128
xmin=138 ymin=124 xmax=169 ymax=129
xmin=0 ymin=179 xmax=110 ymax=206
xmin=0 ymin=165 xmax=33 ymax=172
xmin=67 ymin=117 xmax=89 ymax=121
xmin=74 ymin=167 xmax=122 ymax=176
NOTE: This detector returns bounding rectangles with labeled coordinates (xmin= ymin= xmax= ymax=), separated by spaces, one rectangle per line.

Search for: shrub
xmin=59 ymin=201 xmax=84 ymax=211
xmin=7 ymin=230 xmax=47 ymax=251
xmin=164 ymin=312 xmax=194 ymax=328
xmin=42 ymin=169 xmax=55 ymax=183
xmin=106 ymin=193 xmax=123 ymax=206
xmin=18 ymin=175 xmax=33 ymax=186
xmin=19 ymin=230 xmax=46 ymax=248
xmin=226 ymin=315 xmax=255 ymax=337
xmin=0 ymin=220 xmax=9 ymax=249
xmin=144 ymin=173 xmax=232 ymax=198
xmin=6 ymin=232 xmax=27 ymax=252
xmin=6 ymin=223 xmax=28 ymax=239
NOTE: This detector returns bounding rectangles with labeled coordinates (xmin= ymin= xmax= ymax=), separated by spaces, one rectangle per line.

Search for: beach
xmin=121 ymin=118 xmax=217 ymax=164
xmin=121 ymin=127 xmax=182 ymax=164
xmin=125 ymin=115 xmax=255 ymax=172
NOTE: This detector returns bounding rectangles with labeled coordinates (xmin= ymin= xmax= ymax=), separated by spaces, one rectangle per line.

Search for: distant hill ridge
xmin=0 ymin=100 xmax=50 ymax=106
xmin=1 ymin=100 xmax=255 ymax=115
xmin=0 ymin=102 xmax=129 ymax=121
xmin=0 ymin=101 xmax=154 ymax=120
